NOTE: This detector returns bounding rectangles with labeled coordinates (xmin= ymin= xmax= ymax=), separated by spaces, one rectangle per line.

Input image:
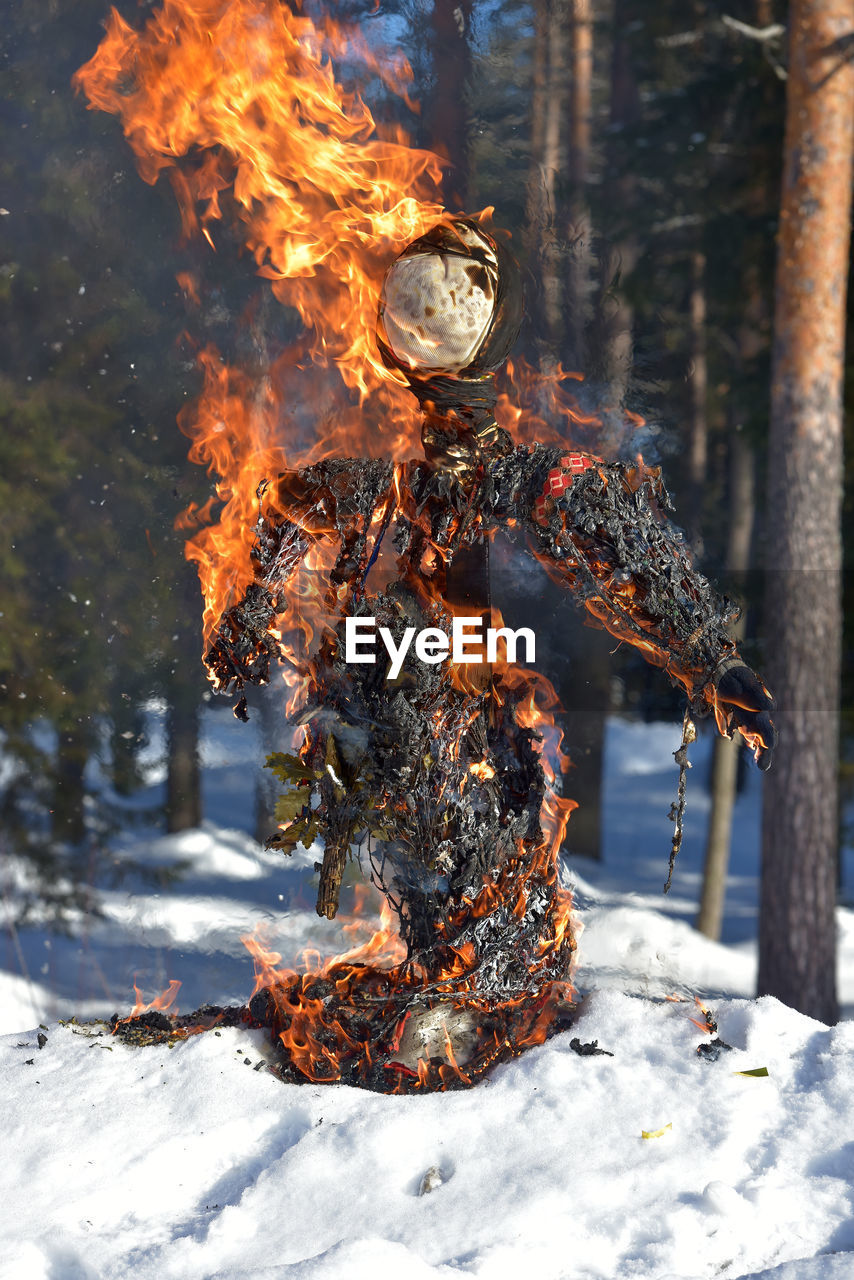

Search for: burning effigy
xmin=75 ymin=0 xmax=775 ymax=1091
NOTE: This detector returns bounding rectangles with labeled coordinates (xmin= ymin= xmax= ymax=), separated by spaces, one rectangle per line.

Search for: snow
xmin=3 ymin=715 xmax=854 ymax=1279
xmin=4 ymin=993 xmax=854 ymax=1279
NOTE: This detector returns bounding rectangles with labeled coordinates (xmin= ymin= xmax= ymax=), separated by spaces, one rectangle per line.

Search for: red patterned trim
xmin=534 ymin=453 xmax=599 ymax=525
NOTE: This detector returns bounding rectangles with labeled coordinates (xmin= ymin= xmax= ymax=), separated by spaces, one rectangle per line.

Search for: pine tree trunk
xmin=524 ymin=0 xmax=548 ymax=255
xmin=524 ymin=0 xmax=560 ymax=352
xmin=568 ymin=0 xmax=592 ymax=192
xmin=697 ymin=431 xmax=756 ymax=938
xmin=167 ymin=687 xmax=202 ymax=832
xmin=542 ymin=0 xmax=570 ymax=347
xmin=565 ymin=0 xmax=592 ymax=369
xmin=52 ymin=721 xmax=89 ymax=848
xmin=427 ymin=0 xmax=473 ymax=209
xmin=254 ymin=688 xmax=283 ymax=845
xmin=110 ymin=694 xmax=145 ymax=797
xmin=564 ymin=0 xmax=605 ymax=855
xmin=596 ymin=0 xmax=640 ymax=445
xmin=542 ymin=0 xmax=568 ymax=200
xmin=687 ymin=248 xmax=708 ymax=550
xmin=698 ymin=733 xmax=741 ymax=937
xmin=562 ymin=626 xmax=609 ymax=859
xmin=758 ymin=0 xmax=854 ymax=1023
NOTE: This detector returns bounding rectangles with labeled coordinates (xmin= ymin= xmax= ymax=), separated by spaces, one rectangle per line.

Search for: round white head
xmin=380 ymin=252 xmax=496 ymax=375
xmin=378 ymin=220 xmax=510 ymax=378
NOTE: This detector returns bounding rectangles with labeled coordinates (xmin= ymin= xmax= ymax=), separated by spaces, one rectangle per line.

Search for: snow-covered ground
xmin=3 ymin=715 xmax=854 ymax=1279
xmin=5 ymin=990 xmax=854 ymax=1279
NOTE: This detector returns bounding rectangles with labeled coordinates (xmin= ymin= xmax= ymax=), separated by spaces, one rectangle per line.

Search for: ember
xmin=76 ymin=0 xmax=776 ymax=1092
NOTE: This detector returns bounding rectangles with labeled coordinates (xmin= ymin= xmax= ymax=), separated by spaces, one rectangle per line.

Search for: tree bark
xmin=759 ymin=0 xmax=854 ymax=1023
xmin=254 ymin=687 xmax=283 ymax=845
xmin=524 ymin=0 xmax=549 ymax=255
xmin=52 ymin=720 xmax=90 ymax=848
xmin=687 ymin=248 xmax=708 ymax=550
xmin=110 ymin=694 xmax=145 ymax=797
xmin=543 ymin=0 xmax=570 ymax=347
xmin=565 ymin=0 xmax=593 ymax=370
xmin=595 ymin=0 xmax=640 ymax=447
xmin=561 ymin=623 xmax=610 ymax=859
xmin=427 ymin=0 xmax=473 ymax=210
xmin=524 ymin=0 xmax=566 ymax=353
xmin=697 ymin=430 xmax=756 ymax=939
xmin=166 ymin=689 xmax=202 ymax=832
xmin=568 ymin=0 xmax=592 ymax=192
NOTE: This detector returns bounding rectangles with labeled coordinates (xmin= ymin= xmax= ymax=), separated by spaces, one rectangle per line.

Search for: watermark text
xmin=345 ymin=616 xmax=536 ymax=679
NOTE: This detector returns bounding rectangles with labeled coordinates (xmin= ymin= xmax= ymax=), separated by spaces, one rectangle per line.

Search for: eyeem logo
xmin=345 ymin=616 xmax=536 ymax=680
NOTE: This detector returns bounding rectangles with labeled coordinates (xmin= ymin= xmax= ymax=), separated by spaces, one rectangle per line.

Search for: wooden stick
xmin=316 ymin=835 xmax=348 ymax=919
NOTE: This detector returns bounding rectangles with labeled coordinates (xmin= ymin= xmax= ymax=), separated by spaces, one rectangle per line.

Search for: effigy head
xmin=377 ymin=218 xmax=523 ymax=381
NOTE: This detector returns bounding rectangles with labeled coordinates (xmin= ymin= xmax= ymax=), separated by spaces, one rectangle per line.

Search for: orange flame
xmin=114 ymin=978 xmax=182 ymax=1031
xmin=689 ymin=995 xmax=716 ymax=1035
xmin=241 ymin=870 xmax=577 ymax=1090
xmin=497 ymin=358 xmax=644 ymax=454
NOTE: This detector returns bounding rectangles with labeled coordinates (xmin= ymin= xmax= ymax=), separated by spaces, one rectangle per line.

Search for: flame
xmin=237 ymin=627 xmax=583 ymax=1092
xmin=707 ymin=682 xmax=772 ymax=768
xmin=114 ymin=976 xmax=238 ymax=1042
xmin=73 ymin=3 xmax=648 ymax=656
xmin=113 ymin=977 xmax=182 ymax=1031
xmin=241 ymin=870 xmax=577 ymax=1091
xmin=689 ymin=995 xmax=717 ymax=1035
xmin=497 ymin=358 xmax=644 ymax=454
xmin=241 ymin=893 xmax=409 ymax=1084
xmin=237 ymin=641 xmax=581 ymax=1092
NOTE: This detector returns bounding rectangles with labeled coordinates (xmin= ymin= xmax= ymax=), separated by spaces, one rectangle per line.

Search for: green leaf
xmin=265 ymin=815 xmax=318 ymax=856
xmin=265 ymin=751 xmax=319 ymax=785
xmin=273 ymin=789 xmax=311 ymax=825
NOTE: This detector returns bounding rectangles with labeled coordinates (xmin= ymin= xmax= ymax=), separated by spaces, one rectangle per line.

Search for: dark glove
xmin=713 ymin=657 xmax=777 ymax=772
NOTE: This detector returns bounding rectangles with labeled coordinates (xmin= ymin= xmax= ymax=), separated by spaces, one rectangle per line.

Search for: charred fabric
xmin=213 ymin=450 xmax=741 ymax=946
xmin=119 ymin=219 xmax=775 ymax=1091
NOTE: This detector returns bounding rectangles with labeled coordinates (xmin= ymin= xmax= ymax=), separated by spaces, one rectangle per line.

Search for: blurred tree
xmin=759 ymin=0 xmax=853 ymax=1023
xmin=0 ymin=0 xmax=213 ymax=920
xmin=697 ymin=195 xmax=770 ymax=939
xmin=426 ymin=0 xmax=474 ymax=208
xmin=566 ymin=0 xmax=593 ymax=368
xmin=697 ymin=428 xmax=756 ymax=939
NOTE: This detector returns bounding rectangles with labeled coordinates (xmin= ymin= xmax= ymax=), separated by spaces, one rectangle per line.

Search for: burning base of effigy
xmin=112 ymin=958 xmax=577 ymax=1094
xmin=113 ymin=834 xmax=579 ymax=1095
xmin=112 ymin=980 xmax=577 ymax=1094
xmin=245 ymin=965 xmax=576 ymax=1092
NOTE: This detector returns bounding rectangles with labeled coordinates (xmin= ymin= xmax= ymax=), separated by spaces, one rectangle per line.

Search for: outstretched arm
xmin=499 ymin=447 xmax=776 ymax=768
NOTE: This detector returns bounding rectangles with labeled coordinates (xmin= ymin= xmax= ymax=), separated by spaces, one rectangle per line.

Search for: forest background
xmin=1 ymin=0 xmax=851 ymax=1023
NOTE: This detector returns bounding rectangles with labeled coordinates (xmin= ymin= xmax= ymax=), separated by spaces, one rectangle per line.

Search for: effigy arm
xmin=516 ymin=449 xmax=775 ymax=768
xmin=204 ymin=492 xmax=314 ymax=702
xmin=204 ymin=457 xmax=396 ymax=718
